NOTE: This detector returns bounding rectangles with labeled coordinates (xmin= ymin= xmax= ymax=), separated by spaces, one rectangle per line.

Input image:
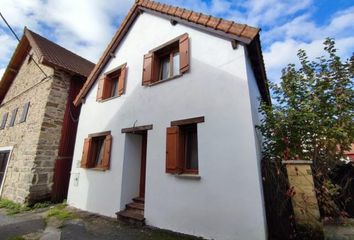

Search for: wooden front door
xmin=139 ymin=132 xmax=147 ymax=198
xmin=0 ymin=151 xmax=10 ymax=187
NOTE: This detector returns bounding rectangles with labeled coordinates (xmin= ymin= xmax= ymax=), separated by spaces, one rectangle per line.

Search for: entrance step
xmin=127 ymin=202 xmax=144 ymax=211
xmin=133 ymin=197 xmax=145 ymax=204
xmin=116 ymin=197 xmax=145 ymax=226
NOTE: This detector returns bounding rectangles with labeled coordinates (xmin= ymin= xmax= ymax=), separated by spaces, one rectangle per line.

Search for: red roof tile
xmin=25 ymin=29 xmax=94 ymax=77
xmin=0 ymin=28 xmax=94 ymax=104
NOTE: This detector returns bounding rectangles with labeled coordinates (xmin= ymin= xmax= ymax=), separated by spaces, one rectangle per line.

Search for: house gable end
xmin=74 ymin=0 xmax=270 ymax=106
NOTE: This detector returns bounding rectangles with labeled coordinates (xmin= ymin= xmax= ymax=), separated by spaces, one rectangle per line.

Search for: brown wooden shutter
xmin=96 ymin=76 xmax=105 ymax=101
xmin=118 ymin=65 xmax=127 ymax=96
xmin=81 ymin=137 xmax=92 ymax=168
xmin=179 ymin=33 xmax=190 ymax=74
xmin=102 ymin=134 xmax=112 ymax=170
xmin=142 ymin=53 xmax=154 ymax=85
xmin=166 ymin=126 xmax=183 ymax=174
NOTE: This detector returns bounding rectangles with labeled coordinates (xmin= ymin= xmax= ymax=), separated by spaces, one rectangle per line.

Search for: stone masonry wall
xmin=0 ymin=51 xmax=53 ymax=203
xmin=0 ymin=50 xmax=71 ymax=204
xmin=28 ymin=70 xmax=71 ymax=203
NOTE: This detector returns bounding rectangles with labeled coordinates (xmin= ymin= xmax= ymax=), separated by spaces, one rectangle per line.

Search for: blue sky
xmin=0 ymin=0 xmax=353 ymax=83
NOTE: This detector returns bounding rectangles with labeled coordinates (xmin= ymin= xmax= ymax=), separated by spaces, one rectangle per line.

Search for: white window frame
xmin=0 ymin=146 xmax=13 ymax=197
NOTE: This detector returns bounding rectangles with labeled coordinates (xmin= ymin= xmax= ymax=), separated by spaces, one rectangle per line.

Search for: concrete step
xmin=116 ymin=209 xmax=145 ymax=226
xmin=132 ymin=197 xmax=145 ymax=204
xmin=127 ymin=202 xmax=144 ymax=211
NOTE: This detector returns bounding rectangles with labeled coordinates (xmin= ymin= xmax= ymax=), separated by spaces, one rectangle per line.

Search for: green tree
xmin=259 ymin=38 xmax=354 ymax=217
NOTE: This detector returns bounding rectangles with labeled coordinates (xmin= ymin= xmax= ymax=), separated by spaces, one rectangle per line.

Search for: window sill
xmin=85 ymin=167 xmax=108 ymax=171
xmin=148 ymin=74 xmax=183 ymax=86
xmin=174 ymin=174 xmax=201 ymax=179
xmin=98 ymin=95 xmax=121 ymax=103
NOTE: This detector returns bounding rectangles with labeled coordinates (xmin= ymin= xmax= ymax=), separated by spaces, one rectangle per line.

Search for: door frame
xmin=121 ymin=124 xmax=152 ymax=199
xmin=139 ymin=132 xmax=147 ymax=198
xmin=0 ymin=146 xmax=13 ymax=197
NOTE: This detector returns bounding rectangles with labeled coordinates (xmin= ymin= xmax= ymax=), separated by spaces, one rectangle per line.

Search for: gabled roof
xmin=0 ymin=28 xmax=95 ymax=104
xmin=74 ymin=0 xmax=270 ymax=106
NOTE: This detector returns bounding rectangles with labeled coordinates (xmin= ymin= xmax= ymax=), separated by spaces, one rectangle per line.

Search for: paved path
xmin=0 ymin=207 xmax=200 ymax=240
xmin=0 ymin=209 xmax=46 ymax=240
xmin=1 ymin=206 xmax=353 ymax=240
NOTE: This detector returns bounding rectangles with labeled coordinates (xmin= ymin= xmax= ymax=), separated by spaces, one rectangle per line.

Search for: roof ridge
xmin=136 ymin=0 xmax=259 ymax=41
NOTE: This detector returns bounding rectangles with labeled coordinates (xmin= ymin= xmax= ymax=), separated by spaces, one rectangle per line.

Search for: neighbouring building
xmin=67 ymin=0 xmax=270 ymax=239
xmin=0 ymin=28 xmax=94 ymax=204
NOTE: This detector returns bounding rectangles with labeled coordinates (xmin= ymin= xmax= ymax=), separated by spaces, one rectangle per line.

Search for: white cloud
xmin=264 ymin=36 xmax=354 ymax=82
xmin=0 ymin=29 xmax=17 ymax=60
xmin=0 ymin=0 xmax=134 ymax=63
xmin=0 ymin=0 xmax=353 ymax=86
xmin=263 ymin=5 xmax=354 ymax=82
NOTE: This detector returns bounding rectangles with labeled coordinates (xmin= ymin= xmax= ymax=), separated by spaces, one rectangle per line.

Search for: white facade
xmin=68 ymin=11 xmax=267 ymax=240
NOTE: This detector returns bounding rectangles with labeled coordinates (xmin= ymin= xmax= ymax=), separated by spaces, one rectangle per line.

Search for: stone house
xmin=67 ymin=0 xmax=270 ymax=239
xmin=0 ymin=28 xmax=94 ymax=204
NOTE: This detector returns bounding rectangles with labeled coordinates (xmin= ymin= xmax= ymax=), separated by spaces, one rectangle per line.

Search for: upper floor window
xmin=97 ymin=63 xmax=127 ymax=101
xmin=0 ymin=112 xmax=8 ymax=130
xmin=157 ymin=43 xmax=180 ymax=81
xmin=8 ymin=108 xmax=18 ymax=127
xmin=19 ymin=102 xmax=30 ymax=123
xmin=142 ymin=33 xmax=190 ymax=85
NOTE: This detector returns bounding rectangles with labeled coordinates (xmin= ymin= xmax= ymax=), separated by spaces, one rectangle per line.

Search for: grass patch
xmin=0 ymin=199 xmax=53 ymax=215
xmin=7 ymin=236 xmax=26 ymax=240
xmin=47 ymin=203 xmax=73 ymax=220
xmin=32 ymin=201 xmax=51 ymax=209
xmin=0 ymin=199 xmax=29 ymax=215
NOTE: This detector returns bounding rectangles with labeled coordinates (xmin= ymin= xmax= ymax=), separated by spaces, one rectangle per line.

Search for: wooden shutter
xmin=19 ymin=102 xmax=30 ymax=123
xmin=142 ymin=53 xmax=154 ymax=85
xmin=81 ymin=137 xmax=92 ymax=168
xmin=166 ymin=126 xmax=183 ymax=174
xmin=102 ymin=134 xmax=112 ymax=170
xmin=179 ymin=33 xmax=190 ymax=74
xmin=96 ymin=76 xmax=105 ymax=101
xmin=118 ymin=65 xmax=127 ymax=96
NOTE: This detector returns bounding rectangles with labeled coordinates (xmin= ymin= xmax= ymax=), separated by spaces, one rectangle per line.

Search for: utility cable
xmin=0 ymin=11 xmax=48 ymax=78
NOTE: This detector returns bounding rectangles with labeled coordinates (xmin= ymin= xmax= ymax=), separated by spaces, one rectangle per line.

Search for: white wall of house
xmin=68 ymin=11 xmax=267 ymax=240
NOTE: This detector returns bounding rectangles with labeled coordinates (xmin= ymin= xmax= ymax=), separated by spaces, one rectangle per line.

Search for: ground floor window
xmin=81 ymin=131 xmax=112 ymax=170
xmin=0 ymin=151 xmax=10 ymax=186
xmin=166 ymin=116 xmax=204 ymax=175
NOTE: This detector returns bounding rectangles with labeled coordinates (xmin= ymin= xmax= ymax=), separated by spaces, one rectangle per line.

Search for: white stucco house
xmin=67 ymin=0 xmax=270 ymax=239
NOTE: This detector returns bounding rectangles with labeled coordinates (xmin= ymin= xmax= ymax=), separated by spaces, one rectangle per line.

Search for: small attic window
xmin=27 ymin=53 xmax=33 ymax=64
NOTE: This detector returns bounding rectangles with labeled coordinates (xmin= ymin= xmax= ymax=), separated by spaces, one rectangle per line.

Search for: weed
xmin=0 ymin=199 xmax=53 ymax=215
xmin=32 ymin=201 xmax=51 ymax=209
xmin=0 ymin=199 xmax=29 ymax=215
xmin=7 ymin=236 xmax=25 ymax=240
xmin=47 ymin=203 xmax=73 ymax=220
